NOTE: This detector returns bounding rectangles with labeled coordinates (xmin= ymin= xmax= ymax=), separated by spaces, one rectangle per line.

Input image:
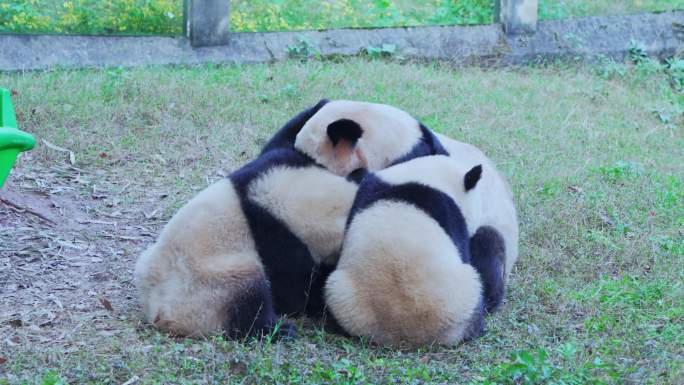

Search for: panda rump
xmin=325 ymin=155 xmax=502 ymax=346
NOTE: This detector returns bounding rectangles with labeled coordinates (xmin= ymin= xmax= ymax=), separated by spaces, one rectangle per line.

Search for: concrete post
xmin=184 ymin=0 xmax=231 ymax=47
xmin=495 ymin=0 xmax=538 ymax=35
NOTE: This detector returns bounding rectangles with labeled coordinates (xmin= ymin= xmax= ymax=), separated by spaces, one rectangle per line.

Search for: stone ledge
xmin=0 ymin=11 xmax=682 ymax=71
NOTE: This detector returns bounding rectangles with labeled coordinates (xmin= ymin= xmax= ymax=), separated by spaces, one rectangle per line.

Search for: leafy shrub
xmin=2 ymin=0 xmax=495 ymax=35
xmin=0 ymin=0 xmax=182 ymax=35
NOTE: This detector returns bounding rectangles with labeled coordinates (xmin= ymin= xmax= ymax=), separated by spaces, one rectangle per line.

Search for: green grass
xmin=2 ymin=0 xmax=683 ymax=35
xmin=1 ymin=55 xmax=683 ymax=384
xmin=539 ymin=0 xmax=684 ymax=20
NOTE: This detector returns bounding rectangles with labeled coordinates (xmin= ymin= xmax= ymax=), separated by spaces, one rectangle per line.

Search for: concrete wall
xmin=0 ymin=11 xmax=682 ymax=71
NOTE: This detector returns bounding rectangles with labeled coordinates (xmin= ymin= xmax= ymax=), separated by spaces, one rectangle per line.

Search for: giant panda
xmin=293 ymin=99 xmax=518 ymax=283
xmin=294 ymin=100 xmax=448 ymax=176
xmin=134 ymin=147 xmax=358 ymax=338
xmin=324 ymin=155 xmax=506 ymax=346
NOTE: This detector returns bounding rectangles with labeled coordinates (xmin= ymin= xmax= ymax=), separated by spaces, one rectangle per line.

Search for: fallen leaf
xmin=8 ymin=319 xmax=22 ymax=328
xmin=100 ymin=298 xmax=114 ymax=312
xmin=0 ymin=356 xmax=7 ymax=364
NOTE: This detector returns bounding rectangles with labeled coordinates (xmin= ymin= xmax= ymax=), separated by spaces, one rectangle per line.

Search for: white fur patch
xmin=294 ymin=100 xmax=422 ymax=176
xmin=247 ymin=165 xmax=358 ymax=264
xmin=376 ymin=155 xmax=484 ymax=236
xmin=134 ymin=179 xmax=263 ymax=337
xmin=435 ymin=133 xmax=519 ymax=280
xmin=326 ymin=201 xmax=482 ymax=346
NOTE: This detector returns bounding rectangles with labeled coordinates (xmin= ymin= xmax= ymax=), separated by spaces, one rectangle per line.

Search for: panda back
xmin=348 ymin=172 xmax=471 ymax=263
xmin=229 ymin=147 xmax=357 ymax=316
xmin=330 ymin=200 xmax=482 ymax=345
xmin=247 ymin=163 xmax=358 ymax=264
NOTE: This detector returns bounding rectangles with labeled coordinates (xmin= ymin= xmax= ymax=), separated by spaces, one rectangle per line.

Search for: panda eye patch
xmin=327 ymin=119 xmax=363 ymax=147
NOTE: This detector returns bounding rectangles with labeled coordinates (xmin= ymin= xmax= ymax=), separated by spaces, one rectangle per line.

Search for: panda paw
xmin=462 ymin=300 xmax=486 ymax=341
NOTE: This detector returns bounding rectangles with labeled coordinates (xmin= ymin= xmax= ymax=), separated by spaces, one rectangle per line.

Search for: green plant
xmin=628 ymin=40 xmax=649 ymax=64
xmin=311 ymin=359 xmax=367 ymax=385
xmin=479 ymin=346 xmax=615 ymax=385
xmin=364 ymin=43 xmax=397 ymax=59
xmin=0 ymin=0 xmax=182 ymax=35
xmin=286 ymin=36 xmax=321 ymax=61
xmin=593 ymin=161 xmax=643 ymax=183
xmin=594 ymin=56 xmax=626 ymax=79
xmin=5 ymin=0 xmax=684 ymax=36
xmin=428 ymin=0 xmax=493 ymax=25
xmin=540 ymin=0 xmax=684 ymax=20
xmin=665 ymin=57 xmax=684 ymax=92
xmin=536 ymin=179 xmax=563 ymax=198
xmin=41 ymin=370 xmax=68 ymax=385
xmin=0 ymin=1 xmax=52 ymax=32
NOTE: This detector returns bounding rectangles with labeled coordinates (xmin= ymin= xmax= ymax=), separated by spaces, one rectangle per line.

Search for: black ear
xmin=346 ymin=168 xmax=368 ymax=184
xmin=259 ymin=98 xmax=329 ymax=154
xmin=327 ymin=119 xmax=363 ymax=147
xmin=464 ymin=164 xmax=482 ymax=192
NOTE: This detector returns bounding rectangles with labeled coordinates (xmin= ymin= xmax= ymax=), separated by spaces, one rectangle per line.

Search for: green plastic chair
xmin=0 ymin=88 xmax=36 ymax=188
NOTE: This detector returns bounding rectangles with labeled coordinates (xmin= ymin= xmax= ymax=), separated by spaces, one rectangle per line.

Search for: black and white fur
xmin=325 ymin=155 xmax=506 ymax=346
xmin=293 ymin=99 xmax=518 ymax=282
xmin=294 ymin=99 xmax=448 ymax=176
xmin=134 ymin=146 xmax=358 ymax=338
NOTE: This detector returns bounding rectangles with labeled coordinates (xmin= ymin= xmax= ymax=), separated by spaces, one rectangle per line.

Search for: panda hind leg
xmin=462 ymin=297 xmax=486 ymax=341
xmin=224 ymin=277 xmax=297 ymax=340
xmin=470 ymin=226 xmax=506 ymax=314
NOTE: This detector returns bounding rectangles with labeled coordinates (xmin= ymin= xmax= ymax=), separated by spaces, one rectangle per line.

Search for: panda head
xmin=377 ymin=155 xmax=484 ymax=235
xmin=294 ymin=100 xmax=424 ymax=176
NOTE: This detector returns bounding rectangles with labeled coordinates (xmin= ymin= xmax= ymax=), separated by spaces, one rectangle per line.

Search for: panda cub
xmin=134 ymin=147 xmax=358 ymax=338
xmin=294 ymin=99 xmax=448 ymax=176
xmin=325 ymin=155 xmax=506 ymax=346
xmin=133 ymin=99 xmax=444 ymax=339
xmin=294 ymin=100 xmax=518 ymax=285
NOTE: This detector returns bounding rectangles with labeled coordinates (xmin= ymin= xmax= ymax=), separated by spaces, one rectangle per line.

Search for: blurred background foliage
xmin=1 ymin=0 xmax=683 ymax=35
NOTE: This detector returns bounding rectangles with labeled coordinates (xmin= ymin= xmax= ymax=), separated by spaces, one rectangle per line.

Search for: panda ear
xmin=464 ymin=164 xmax=482 ymax=192
xmin=315 ymin=98 xmax=330 ymax=110
xmin=327 ymin=119 xmax=363 ymax=147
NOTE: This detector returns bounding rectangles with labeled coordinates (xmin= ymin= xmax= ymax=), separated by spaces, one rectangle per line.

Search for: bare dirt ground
xmin=0 ymin=160 xmax=163 ymax=359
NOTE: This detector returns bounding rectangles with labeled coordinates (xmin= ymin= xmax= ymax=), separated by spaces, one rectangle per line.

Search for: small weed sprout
xmin=480 ymin=346 xmax=616 ymax=385
xmin=595 ymin=55 xmax=625 ymax=79
xmin=286 ymin=37 xmax=321 ymax=61
xmin=628 ymin=39 xmax=649 ymax=64
xmin=364 ymin=43 xmax=397 ymax=59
